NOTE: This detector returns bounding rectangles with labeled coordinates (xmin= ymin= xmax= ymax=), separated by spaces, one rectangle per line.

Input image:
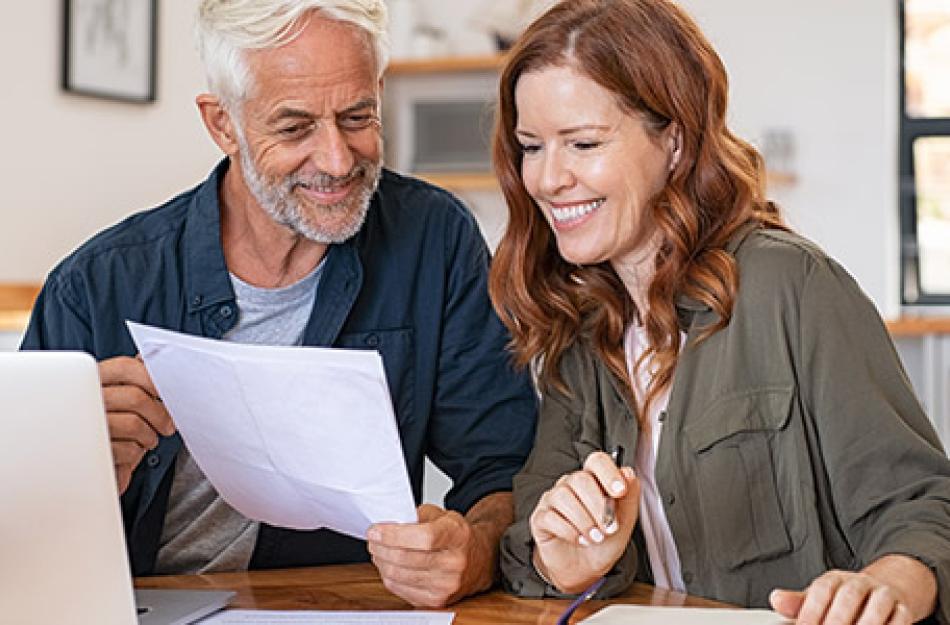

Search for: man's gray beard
xmin=237 ymin=138 xmax=381 ymax=245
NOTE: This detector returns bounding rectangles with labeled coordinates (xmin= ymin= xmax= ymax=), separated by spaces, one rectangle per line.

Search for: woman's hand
xmin=770 ymin=554 xmax=937 ymax=624
xmin=529 ymin=451 xmax=641 ymax=594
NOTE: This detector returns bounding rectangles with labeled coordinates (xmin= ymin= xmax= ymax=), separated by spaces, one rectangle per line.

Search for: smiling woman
xmin=489 ymin=1 xmax=950 ymax=624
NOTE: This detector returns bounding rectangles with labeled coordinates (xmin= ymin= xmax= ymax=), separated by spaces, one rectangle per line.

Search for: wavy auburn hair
xmin=489 ymin=0 xmax=785 ymax=416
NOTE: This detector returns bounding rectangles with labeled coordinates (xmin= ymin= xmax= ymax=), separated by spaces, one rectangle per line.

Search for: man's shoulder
xmin=49 ymin=182 xmax=204 ymax=284
xmin=376 ymin=169 xmax=478 ymax=228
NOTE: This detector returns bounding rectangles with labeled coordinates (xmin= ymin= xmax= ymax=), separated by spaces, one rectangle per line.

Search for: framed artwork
xmin=62 ymin=0 xmax=157 ymax=102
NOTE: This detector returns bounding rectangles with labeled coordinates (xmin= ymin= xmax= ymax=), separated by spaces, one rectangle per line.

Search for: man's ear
xmin=196 ymin=94 xmax=240 ymax=157
xmin=668 ymin=123 xmax=683 ymax=173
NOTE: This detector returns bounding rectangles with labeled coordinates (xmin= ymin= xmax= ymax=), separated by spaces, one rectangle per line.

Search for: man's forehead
xmin=246 ymin=12 xmax=377 ymax=81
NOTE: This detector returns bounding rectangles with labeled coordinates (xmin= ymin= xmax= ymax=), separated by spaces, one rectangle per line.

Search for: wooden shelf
xmin=386 ymin=54 xmax=506 ymax=75
xmin=886 ymin=316 xmax=950 ymax=337
xmin=765 ymin=170 xmax=798 ymax=187
xmin=0 ymin=283 xmax=39 ymax=333
xmin=415 ymin=171 xmax=499 ymax=191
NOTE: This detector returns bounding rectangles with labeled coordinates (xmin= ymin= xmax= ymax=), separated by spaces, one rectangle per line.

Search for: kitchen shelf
xmin=886 ymin=316 xmax=950 ymax=337
xmin=0 ymin=283 xmax=39 ymax=332
xmin=415 ymin=171 xmax=499 ymax=191
xmin=386 ymin=54 xmax=506 ymax=75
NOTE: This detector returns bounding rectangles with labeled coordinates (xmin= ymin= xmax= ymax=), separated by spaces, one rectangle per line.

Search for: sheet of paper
xmin=580 ymin=605 xmax=792 ymax=624
xmin=198 ymin=610 xmax=454 ymax=625
xmin=126 ymin=322 xmax=417 ymax=539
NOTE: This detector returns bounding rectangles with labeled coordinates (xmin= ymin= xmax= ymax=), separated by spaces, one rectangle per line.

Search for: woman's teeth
xmin=551 ymin=198 xmax=605 ymax=222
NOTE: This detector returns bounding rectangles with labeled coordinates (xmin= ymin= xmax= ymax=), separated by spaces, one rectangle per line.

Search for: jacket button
xmin=219 ymin=305 xmax=233 ymax=319
xmin=666 ymin=493 xmax=676 ymax=505
xmin=146 ymin=454 xmax=161 ymax=468
xmin=365 ymin=334 xmax=379 ymax=347
xmin=682 ymin=571 xmax=693 ymax=584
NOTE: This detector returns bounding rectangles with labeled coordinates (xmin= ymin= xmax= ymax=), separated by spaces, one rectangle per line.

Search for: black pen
xmin=602 ymin=444 xmax=626 ymax=530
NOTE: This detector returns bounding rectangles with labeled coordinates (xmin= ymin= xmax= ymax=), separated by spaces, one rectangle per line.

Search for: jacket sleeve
xmin=424 ymin=206 xmax=538 ymax=514
xmin=799 ymin=255 xmax=950 ymax=624
xmin=500 ymin=367 xmax=639 ymax=599
xmin=20 ymin=271 xmax=94 ymax=353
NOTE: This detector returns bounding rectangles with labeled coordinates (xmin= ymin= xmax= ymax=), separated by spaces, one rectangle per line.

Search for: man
xmin=21 ymin=0 xmax=536 ymax=608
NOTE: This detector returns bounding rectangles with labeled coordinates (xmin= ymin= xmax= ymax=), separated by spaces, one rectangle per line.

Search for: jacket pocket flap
xmin=686 ymin=386 xmax=794 ymax=453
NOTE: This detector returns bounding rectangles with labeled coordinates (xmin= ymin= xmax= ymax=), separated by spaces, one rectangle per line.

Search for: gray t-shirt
xmin=153 ymin=260 xmax=325 ymax=574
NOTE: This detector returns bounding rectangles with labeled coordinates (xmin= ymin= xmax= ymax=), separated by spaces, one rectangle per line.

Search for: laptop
xmin=0 ymin=351 xmax=234 ymax=625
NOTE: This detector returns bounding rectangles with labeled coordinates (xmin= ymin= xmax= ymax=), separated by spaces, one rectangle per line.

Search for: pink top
xmin=624 ymin=324 xmax=686 ymax=592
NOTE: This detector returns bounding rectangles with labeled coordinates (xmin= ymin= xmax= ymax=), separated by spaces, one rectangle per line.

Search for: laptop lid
xmin=0 ymin=352 xmax=232 ymax=625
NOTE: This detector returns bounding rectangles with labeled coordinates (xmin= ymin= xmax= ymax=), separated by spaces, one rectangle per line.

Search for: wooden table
xmin=136 ymin=563 xmax=726 ymax=624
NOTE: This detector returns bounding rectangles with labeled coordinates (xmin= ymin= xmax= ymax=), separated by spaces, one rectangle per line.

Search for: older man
xmin=22 ymin=0 xmax=535 ymax=608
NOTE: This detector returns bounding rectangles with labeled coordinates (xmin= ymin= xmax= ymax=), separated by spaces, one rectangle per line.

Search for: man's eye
xmin=341 ymin=114 xmax=376 ymax=130
xmin=279 ymin=124 xmax=311 ymax=138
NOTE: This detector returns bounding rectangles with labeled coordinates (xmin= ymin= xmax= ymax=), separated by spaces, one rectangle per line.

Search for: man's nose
xmin=310 ymin=123 xmax=356 ymax=178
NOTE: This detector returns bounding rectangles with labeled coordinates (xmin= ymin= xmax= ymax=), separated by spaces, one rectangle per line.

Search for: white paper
xmin=580 ymin=605 xmax=792 ymax=624
xmin=198 ymin=610 xmax=454 ymax=625
xmin=126 ymin=322 xmax=417 ymax=539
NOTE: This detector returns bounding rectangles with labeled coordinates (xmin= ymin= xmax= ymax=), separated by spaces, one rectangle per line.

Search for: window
xmin=900 ymin=0 xmax=950 ymax=304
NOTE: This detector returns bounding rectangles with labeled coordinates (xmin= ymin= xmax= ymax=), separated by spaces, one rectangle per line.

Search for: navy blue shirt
xmin=22 ymin=160 xmax=537 ymax=575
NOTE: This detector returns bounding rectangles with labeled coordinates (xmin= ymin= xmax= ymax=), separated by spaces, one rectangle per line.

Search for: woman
xmin=489 ymin=1 xmax=950 ymax=623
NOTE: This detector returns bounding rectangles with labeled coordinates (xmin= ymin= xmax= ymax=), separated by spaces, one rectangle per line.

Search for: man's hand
xmin=770 ymin=554 xmax=937 ymax=625
xmin=366 ymin=492 xmax=512 ymax=607
xmin=99 ymin=356 xmax=175 ymax=495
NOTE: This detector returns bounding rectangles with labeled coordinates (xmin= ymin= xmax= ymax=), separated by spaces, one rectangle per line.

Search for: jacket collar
xmin=674 ymin=221 xmax=760 ymax=328
xmin=183 ymin=159 xmax=236 ymax=314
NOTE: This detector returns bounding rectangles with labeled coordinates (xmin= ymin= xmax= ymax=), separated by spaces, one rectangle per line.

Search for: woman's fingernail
xmin=590 ymin=528 xmax=604 ymax=543
xmin=578 ymin=535 xmax=590 ymax=547
xmin=611 ymin=480 xmax=625 ymax=495
xmin=605 ymin=520 xmax=619 ymax=535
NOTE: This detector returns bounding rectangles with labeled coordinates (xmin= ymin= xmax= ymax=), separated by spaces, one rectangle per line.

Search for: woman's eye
xmin=573 ymin=140 xmax=602 ymax=150
xmin=519 ymin=143 xmax=542 ymax=155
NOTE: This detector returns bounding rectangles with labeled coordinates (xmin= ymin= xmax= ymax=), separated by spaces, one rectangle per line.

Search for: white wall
xmin=0 ymin=1 xmax=218 ymax=283
xmin=679 ymin=0 xmax=899 ymax=316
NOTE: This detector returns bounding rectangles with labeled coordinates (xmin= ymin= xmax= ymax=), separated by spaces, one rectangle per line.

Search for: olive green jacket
xmin=501 ymin=228 xmax=950 ymax=623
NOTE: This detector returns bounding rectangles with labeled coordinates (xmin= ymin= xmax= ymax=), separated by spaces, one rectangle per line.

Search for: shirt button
xmin=219 ymin=305 xmax=233 ymax=319
xmin=146 ymin=454 xmax=161 ymax=468
xmin=365 ymin=334 xmax=380 ymax=347
xmin=682 ymin=571 xmax=693 ymax=584
xmin=658 ymin=410 xmax=668 ymax=422
xmin=191 ymin=295 xmax=202 ymax=306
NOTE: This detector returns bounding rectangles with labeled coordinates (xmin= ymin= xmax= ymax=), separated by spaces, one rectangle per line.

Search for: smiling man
xmin=21 ymin=0 xmax=536 ymax=608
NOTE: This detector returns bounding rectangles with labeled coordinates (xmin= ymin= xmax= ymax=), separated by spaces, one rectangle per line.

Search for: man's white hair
xmin=196 ymin=0 xmax=389 ymax=111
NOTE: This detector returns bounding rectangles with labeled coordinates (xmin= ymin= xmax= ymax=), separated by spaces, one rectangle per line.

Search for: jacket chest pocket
xmin=685 ymin=387 xmax=795 ymax=571
xmin=337 ymin=328 xmax=415 ymax=426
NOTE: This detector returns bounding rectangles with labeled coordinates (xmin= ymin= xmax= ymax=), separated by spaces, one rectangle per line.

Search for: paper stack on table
xmin=127 ymin=321 xmax=417 ymax=539
xmin=581 ymin=605 xmax=792 ymax=624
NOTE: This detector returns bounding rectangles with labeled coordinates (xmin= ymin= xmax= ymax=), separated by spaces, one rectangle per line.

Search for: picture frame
xmin=62 ymin=0 xmax=157 ymax=103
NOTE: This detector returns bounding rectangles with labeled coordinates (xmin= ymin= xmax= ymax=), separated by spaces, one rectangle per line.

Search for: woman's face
xmin=515 ymin=65 xmax=673 ymax=269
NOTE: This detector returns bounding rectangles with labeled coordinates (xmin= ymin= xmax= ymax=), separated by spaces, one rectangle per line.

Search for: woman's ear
xmin=668 ymin=124 xmax=683 ymax=173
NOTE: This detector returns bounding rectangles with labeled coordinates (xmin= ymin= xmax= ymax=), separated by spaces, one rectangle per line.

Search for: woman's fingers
xmin=583 ymin=451 xmax=627 ymax=498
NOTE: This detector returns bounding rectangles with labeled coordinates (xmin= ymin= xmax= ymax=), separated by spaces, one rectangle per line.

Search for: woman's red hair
xmin=489 ymin=0 xmax=785 ymax=416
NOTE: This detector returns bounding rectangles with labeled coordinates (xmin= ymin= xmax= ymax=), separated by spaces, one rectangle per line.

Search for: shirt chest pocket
xmin=336 ymin=328 xmax=415 ymax=426
xmin=684 ymin=387 xmax=796 ymax=571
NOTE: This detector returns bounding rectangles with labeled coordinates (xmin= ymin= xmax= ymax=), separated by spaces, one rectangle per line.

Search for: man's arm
xmin=366 ymin=491 xmax=513 ymax=607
